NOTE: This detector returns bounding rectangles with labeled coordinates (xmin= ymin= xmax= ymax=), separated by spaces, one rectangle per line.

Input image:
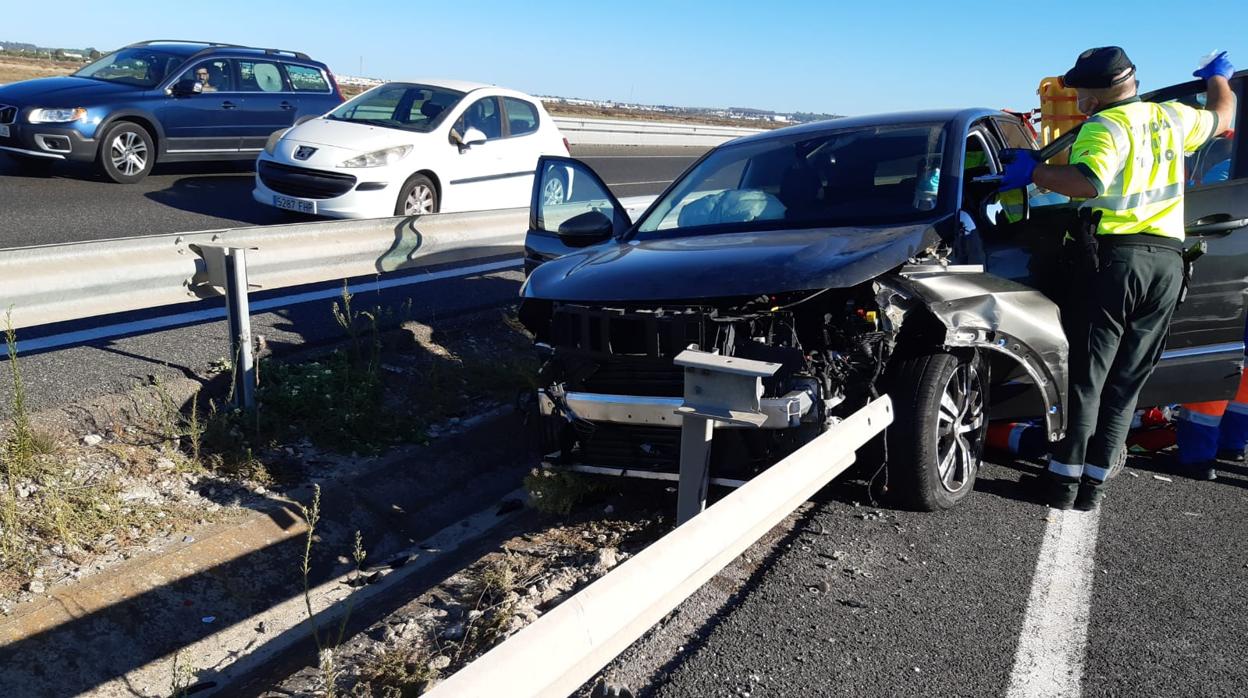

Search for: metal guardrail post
xmin=195 ymin=245 xmax=257 ymax=409
xmin=672 ymin=349 xmax=780 ymax=524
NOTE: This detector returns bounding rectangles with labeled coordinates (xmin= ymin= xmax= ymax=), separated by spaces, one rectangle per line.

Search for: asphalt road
xmin=599 ymin=453 xmax=1248 ymax=697
xmin=0 ymin=144 xmax=704 ymax=249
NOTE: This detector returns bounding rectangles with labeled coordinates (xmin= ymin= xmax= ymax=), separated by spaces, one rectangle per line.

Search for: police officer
xmin=1000 ymin=47 xmax=1237 ymax=510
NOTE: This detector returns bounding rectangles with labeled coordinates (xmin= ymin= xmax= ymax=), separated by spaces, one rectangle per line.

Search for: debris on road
xmin=1153 ymin=475 xmax=1174 ymax=483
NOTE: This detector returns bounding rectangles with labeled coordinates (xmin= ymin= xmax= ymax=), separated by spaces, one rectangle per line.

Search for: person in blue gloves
xmin=999 ymin=47 xmax=1237 ymax=510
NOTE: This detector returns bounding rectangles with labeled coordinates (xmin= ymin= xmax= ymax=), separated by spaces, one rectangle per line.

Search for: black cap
xmin=1063 ymin=46 xmax=1136 ymax=89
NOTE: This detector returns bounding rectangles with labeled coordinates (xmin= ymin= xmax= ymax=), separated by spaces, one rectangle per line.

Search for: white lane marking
xmin=17 ymin=259 xmax=522 ymax=353
xmin=607 ymin=180 xmax=673 ymax=187
xmin=1006 ymin=507 xmax=1102 ymax=698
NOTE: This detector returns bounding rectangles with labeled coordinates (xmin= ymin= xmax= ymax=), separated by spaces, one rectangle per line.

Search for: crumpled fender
xmin=876 ymin=266 xmax=1069 ymax=440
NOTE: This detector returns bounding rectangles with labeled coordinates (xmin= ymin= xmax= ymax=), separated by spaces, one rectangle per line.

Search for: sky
xmin=5 ymin=0 xmax=1245 ymax=116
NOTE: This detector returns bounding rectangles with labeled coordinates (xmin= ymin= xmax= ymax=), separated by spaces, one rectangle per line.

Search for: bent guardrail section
xmin=426 ymin=395 xmax=894 ymax=698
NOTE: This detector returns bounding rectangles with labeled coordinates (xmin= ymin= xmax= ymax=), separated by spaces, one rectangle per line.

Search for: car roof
xmin=728 ymin=108 xmax=1002 ymax=146
xmin=382 ymin=78 xmax=496 ymax=93
xmin=122 ymin=40 xmax=325 ymax=65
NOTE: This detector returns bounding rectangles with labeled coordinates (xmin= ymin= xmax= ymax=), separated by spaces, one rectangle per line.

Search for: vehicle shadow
xmin=144 ymin=169 xmax=294 ymax=226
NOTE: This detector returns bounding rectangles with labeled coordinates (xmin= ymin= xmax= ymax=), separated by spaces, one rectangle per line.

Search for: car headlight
xmin=28 ymin=107 xmax=87 ymax=124
xmin=338 ymin=145 xmax=412 ymax=168
xmin=264 ymin=129 xmax=290 ymax=156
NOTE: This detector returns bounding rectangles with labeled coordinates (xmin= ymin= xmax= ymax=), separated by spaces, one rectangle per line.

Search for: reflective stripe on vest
xmin=1075 ymin=102 xmax=1192 ymax=240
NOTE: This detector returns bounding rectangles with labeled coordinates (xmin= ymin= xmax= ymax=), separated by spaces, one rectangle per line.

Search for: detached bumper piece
xmin=539 ymin=389 xmax=814 ymax=430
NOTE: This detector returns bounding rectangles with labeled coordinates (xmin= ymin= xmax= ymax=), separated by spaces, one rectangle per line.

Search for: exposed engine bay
xmin=519 ymin=285 xmax=898 ymax=479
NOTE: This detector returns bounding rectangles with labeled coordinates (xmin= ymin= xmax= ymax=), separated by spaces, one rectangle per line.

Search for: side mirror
xmin=460 ymin=127 xmax=488 ymax=148
xmin=171 ymin=77 xmax=203 ymax=96
xmin=557 ymin=209 xmax=614 ymax=246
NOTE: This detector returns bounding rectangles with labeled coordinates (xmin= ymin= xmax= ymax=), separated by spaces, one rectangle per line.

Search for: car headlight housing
xmin=338 ymin=145 xmax=412 ymax=168
xmin=264 ymin=128 xmax=290 ymax=156
xmin=28 ymin=107 xmax=88 ymax=124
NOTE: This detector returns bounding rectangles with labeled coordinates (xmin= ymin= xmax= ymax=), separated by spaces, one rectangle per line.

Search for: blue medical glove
xmin=1194 ymin=51 xmax=1234 ymax=80
xmin=999 ymin=148 xmax=1039 ymax=191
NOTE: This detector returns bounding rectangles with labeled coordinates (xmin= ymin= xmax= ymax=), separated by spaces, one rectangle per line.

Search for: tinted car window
xmin=637 ymin=124 xmax=948 ymax=235
xmin=504 ymin=97 xmax=539 ymax=136
xmin=238 ymin=60 xmax=286 ymax=92
xmin=993 ymin=117 xmax=1036 ymax=150
xmin=1175 ymin=92 xmax=1238 ymax=186
xmin=458 ymin=97 xmax=503 ymax=140
xmin=285 ymin=64 xmax=329 ymax=92
xmin=328 ymin=83 xmax=465 ymax=132
xmin=75 ymin=48 xmax=185 ymax=88
xmin=179 ymin=60 xmax=233 ymax=92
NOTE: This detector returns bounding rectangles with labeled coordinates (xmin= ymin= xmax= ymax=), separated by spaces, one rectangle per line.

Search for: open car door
xmin=524 ymin=156 xmax=631 ymax=275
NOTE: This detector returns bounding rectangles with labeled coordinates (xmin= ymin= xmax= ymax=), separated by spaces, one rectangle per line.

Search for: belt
xmin=1095 ymin=233 xmax=1183 ymax=253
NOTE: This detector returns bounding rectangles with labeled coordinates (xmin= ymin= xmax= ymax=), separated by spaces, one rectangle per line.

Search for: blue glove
xmin=998 ymin=148 xmax=1039 ymax=191
xmin=1194 ymin=51 xmax=1234 ymax=80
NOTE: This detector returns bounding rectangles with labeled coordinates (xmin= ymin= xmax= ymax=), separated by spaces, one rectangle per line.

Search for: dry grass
xmin=0 ymin=56 xmax=78 ymax=84
xmin=545 ymin=102 xmax=784 ymax=130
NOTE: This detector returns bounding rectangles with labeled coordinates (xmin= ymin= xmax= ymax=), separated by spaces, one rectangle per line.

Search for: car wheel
xmin=886 ymin=350 xmax=989 ymax=511
xmin=97 ymin=122 xmax=155 ymax=183
xmin=396 ymin=174 xmax=439 ymax=215
xmin=541 ymin=167 xmax=568 ymax=205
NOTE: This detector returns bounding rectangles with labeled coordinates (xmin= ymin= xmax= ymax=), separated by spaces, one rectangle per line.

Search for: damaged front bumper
xmin=538 ymin=386 xmax=818 ymax=430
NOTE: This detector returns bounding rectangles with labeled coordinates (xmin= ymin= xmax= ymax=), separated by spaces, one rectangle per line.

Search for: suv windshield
xmin=326 ymin=84 xmax=465 ymax=132
xmin=74 ymin=48 xmax=187 ymax=88
xmin=636 ymin=123 xmax=948 ymax=236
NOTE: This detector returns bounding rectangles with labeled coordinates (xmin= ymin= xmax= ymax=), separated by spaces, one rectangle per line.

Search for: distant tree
xmin=87 ymin=48 xmax=102 ymax=60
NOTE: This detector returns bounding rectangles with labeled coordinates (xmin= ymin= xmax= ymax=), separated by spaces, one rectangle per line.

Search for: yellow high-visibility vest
xmin=1069 ymin=98 xmax=1218 ymax=239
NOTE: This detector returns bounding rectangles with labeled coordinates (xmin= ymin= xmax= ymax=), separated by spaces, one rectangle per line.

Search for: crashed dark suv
xmin=520 ymin=78 xmax=1248 ymax=510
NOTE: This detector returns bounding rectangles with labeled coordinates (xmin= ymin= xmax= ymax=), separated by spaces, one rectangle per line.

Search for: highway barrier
xmin=427 ymin=394 xmax=894 ymax=697
xmin=553 ymin=116 xmax=766 ymax=147
xmin=0 ymin=197 xmax=655 ymax=339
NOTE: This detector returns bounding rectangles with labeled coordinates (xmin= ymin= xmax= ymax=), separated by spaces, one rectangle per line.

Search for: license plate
xmin=273 ymin=194 xmax=315 ymax=214
xmin=0 ymin=125 xmax=9 ymax=138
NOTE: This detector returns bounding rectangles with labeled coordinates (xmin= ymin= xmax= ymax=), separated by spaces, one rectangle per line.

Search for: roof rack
xmin=124 ymin=40 xmax=247 ymax=49
xmin=263 ymin=48 xmax=312 ymax=61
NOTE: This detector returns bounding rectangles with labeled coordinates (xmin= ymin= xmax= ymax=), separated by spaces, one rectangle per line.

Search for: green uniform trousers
xmin=1049 ymin=238 xmax=1184 ymax=482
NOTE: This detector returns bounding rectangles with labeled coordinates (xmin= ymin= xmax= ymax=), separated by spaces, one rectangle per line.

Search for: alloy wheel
xmin=542 ymin=177 xmax=565 ymax=205
xmin=404 ymin=184 xmax=435 ymax=214
xmin=110 ymin=132 xmax=148 ymax=177
xmin=936 ymin=362 xmax=984 ymax=494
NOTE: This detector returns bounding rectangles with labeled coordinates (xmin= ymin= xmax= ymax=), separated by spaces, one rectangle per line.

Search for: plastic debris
xmin=202 ymin=616 xmax=216 ymax=624
xmin=1153 ymin=475 xmax=1173 ymax=482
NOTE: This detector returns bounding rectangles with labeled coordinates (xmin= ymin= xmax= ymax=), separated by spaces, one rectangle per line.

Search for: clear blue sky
xmin=5 ymin=0 xmax=1245 ymax=115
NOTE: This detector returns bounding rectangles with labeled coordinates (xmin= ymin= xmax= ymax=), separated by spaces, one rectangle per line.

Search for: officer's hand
xmin=1194 ymin=51 xmax=1234 ymax=80
xmin=998 ymin=148 xmax=1039 ymax=192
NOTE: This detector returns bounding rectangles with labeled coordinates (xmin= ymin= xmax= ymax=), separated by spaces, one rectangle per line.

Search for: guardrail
xmin=553 ymin=116 xmax=767 ymax=147
xmin=428 ymin=393 xmax=895 ymax=697
xmin=0 ymin=197 xmax=655 ymax=335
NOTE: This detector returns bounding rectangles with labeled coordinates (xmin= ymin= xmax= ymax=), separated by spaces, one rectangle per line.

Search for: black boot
xmin=1046 ymin=474 xmax=1080 ymax=510
xmin=1074 ymin=479 xmax=1106 ymax=511
xmin=1216 ymin=447 xmax=1245 ymax=463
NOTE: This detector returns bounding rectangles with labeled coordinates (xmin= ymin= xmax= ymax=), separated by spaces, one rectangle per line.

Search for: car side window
xmin=178 ymin=59 xmax=233 ymax=92
xmin=1171 ymin=92 xmax=1239 ymax=187
xmin=503 ymin=98 xmax=540 ymax=137
xmin=456 ymin=97 xmax=503 ymax=140
xmin=284 ymin=64 xmax=329 ymax=93
xmin=238 ymin=60 xmax=287 ymax=93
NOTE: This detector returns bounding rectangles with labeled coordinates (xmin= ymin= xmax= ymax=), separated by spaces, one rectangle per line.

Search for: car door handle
xmin=1187 ymin=214 xmax=1248 ymax=235
xmin=279 ymin=101 xmax=295 ymax=110
xmin=221 ymin=101 xmax=238 ymax=110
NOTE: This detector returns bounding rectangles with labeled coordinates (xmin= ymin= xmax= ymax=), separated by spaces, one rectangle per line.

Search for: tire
xmin=886 ymin=350 xmax=989 ymax=511
xmin=97 ymin=121 xmax=155 ymax=183
xmin=540 ymin=166 xmax=569 ymax=205
xmin=395 ymin=174 xmax=439 ymax=215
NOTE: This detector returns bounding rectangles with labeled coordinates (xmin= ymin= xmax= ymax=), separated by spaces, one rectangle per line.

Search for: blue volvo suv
xmin=0 ymin=40 xmax=344 ymax=183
